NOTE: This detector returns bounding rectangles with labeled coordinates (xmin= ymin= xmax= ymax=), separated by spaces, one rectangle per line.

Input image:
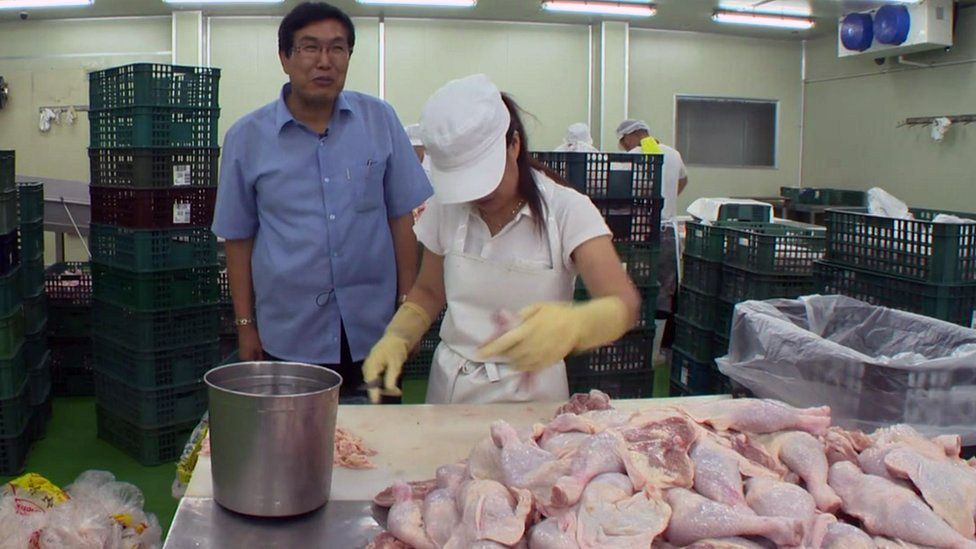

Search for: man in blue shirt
xmin=212 ymin=2 xmax=432 ymax=400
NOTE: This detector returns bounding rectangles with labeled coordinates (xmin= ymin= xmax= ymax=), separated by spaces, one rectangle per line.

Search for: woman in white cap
xmin=362 ymin=74 xmax=640 ymax=404
xmin=554 ymin=122 xmax=599 ymax=153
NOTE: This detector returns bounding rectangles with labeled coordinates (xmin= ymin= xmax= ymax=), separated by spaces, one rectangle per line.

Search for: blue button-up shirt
xmin=212 ymin=85 xmax=432 ymax=363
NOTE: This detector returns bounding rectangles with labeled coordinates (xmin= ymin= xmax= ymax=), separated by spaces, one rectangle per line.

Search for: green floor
xmin=0 ymin=397 xmax=179 ymax=535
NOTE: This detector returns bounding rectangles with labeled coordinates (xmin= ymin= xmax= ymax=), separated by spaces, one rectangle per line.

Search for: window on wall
xmin=675 ymin=96 xmax=778 ymax=168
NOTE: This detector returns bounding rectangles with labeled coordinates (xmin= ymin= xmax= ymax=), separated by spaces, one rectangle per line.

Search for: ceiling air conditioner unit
xmin=838 ymin=0 xmax=953 ymax=58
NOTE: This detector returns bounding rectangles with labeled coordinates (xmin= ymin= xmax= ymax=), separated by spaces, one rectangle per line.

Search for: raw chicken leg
xmin=884 ymin=446 xmax=976 ymax=538
xmin=820 ymin=522 xmax=875 ymax=549
xmin=529 ymin=514 xmax=579 ymax=549
xmin=870 ymin=424 xmax=952 ymax=461
xmin=491 ymin=420 xmax=571 ymax=511
xmin=469 ymin=436 xmax=505 ymax=483
xmin=745 ymin=477 xmax=832 ymax=547
xmin=423 ymin=488 xmax=460 ymax=547
xmin=575 ymin=473 xmax=671 ymax=548
xmin=828 ymin=461 xmax=976 ymax=549
xmin=681 ymin=399 xmax=830 ymax=435
xmin=761 ymin=431 xmax=841 ymax=512
xmin=388 ymin=482 xmax=437 ymax=549
xmin=681 ymin=539 xmax=769 ymax=549
xmin=445 ymin=480 xmax=533 ymax=548
xmin=823 ymin=426 xmax=871 ymax=465
xmin=691 ymin=438 xmax=753 ymax=513
xmin=551 ymin=431 xmax=627 ymax=507
xmin=664 ymin=488 xmax=803 ymax=546
xmin=435 ymin=463 xmax=469 ymax=497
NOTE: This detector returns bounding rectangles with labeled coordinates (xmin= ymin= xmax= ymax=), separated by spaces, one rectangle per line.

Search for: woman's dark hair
xmin=279 ymin=2 xmax=356 ymax=57
xmin=501 ymin=93 xmax=571 ymax=232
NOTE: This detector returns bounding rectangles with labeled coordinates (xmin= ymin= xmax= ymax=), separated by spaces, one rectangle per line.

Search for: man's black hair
xmin=278 ymin=2 xmax=356 ymax=57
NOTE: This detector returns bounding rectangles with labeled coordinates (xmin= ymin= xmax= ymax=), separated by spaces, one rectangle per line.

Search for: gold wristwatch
xmin=234 ymin=317 xmax=256 ymax=327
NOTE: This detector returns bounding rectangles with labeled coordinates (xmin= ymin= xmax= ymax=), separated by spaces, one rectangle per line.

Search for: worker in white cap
xmin=616 ymin=118 xmax=687 ymax=361
xmin=362 ymin=74 xmax=641 ymax=404
xmin=554 ymin=122 xmax=599 ymax=153
xmin=405 ymin=123 xmax=432 ymax=181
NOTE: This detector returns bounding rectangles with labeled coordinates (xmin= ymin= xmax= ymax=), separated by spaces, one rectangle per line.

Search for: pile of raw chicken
xmin=370 ymin=391 xmax=976 ymax=548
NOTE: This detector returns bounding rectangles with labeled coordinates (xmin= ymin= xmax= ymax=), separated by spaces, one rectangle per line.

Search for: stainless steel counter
xmin=162 ymin=497 xmax=384 ymax=549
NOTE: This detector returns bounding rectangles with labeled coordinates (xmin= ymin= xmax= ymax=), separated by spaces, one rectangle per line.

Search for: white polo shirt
xmin=415 ymin=170 xmax=611 ymax=272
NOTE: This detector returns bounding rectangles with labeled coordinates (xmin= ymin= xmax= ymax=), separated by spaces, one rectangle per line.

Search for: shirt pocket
xmin=355 ymin=156 xmax=388 ymax=212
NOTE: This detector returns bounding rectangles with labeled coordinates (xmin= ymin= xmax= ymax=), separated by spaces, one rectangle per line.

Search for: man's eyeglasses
xmin=293 ymin=41 xmax=351 ymax=60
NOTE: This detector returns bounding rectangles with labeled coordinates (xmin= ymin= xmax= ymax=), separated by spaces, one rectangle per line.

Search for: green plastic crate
xmin=720 ymin=265 xmax=816 ymax=304
xmin=0 ymin=190 xmax=16 ymax=235
xmin=676 ymin=285 xmax=718 ymax=331
xmin=17 ymin=182 xmax=43 ymax=225
xmin=826 ymin=207 xmax=976 ymax=284
xmin=45 ymin=262 xmax=91 ymax=307
xmin=93 ymin=300 xmax=218 ymax=350
xmin=24 ymin=327 xmax=46 ymax=370
xmin=90 ymin=224 xmax=217 ymax=272
xmin=723 ymin=223 xmax=825 ymax=276
xmin=532 ymin=152 xmax=663 ymax=199
xmin=27 ymin=352 xmax=50 ymax=407
xmin=781 ymin=187 xmax=866 ymax=206
xmin=89 ymin=148 xmax=220 ymax=189
xmin=715 ymin=299 xmax=735 ymax=339
xmin=0 ymin=426 xmax=29 ymax=476
xmin=815 ymin=260 xmax=976 ymax=327
xmin=96 ymin=406 xmax=197 ymax=466
xmin=23 ymin=294 xmax=46 ymax=335
xmin=684 ymin=221 xmax=769 ymax=262
xmin=89 ymin=106 xmax=220 ymax=149
xmin=20 ymin=257 xmax=44 ymax=298
xmin=717 ymin=202 xmax=772 ymax=222
xmin=28 ymin=386 xmax=51 ymax=442
xmin=51 ymin=338 xmax=93 ymax=397
xmin=682 ymin=255 xmax=723 ymax=296
xmin=574 ymin=283 xmax=658 ymax=331
xmin=566 ymin=329 xmax=654 ymax=399
xmin=0 ymin=344 xmax=25 ymax=401
xmin=89 ymin=64 xmax=221 ymax=110
xmin=616 ymin=242 xmax=659 ymax=287
xmin=19 ymin=221 xmax=43 ymax=262
xmin=0 ymin=378 xmax=28 ymax=437
xmin=402 ymin=347 xmax=437 ymax=381
xmin=91 ymin=262 xmax=220 ymax=311
xmin=673 ymin=315 xmax=713 ymax=363
xmin=93 ymin=369 xmax=208 ymax=428
xmin=0 ymin=265 xmax=22 ymax=317
xmin=713 ymin=333 xmax=730 ymax=358
xmin=0 ymin=308 xmax=24 ymax=359
xmin=92 ymin=336 xmax=219 ymax=390
xmin=48 ymin=306 xmax=90 ymax=338
xmin=0 ymin=151 xmax=13 ymax=193
xmin=670 ymin=347 xmax=722 ymax=396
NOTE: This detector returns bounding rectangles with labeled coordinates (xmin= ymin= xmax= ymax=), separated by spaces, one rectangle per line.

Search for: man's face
xmin=279 ymin=18 xmax=351 ymax=106
xmin=620 ymin=131 xmax=643 ymax=151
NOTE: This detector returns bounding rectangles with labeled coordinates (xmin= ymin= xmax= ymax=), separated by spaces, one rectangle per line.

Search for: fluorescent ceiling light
xmin=712 ymin=10 xmax=814 ymax=29
xmin=718 ymin=1 xmax=811 ymax=17
xmin=356 ymin=0 xmax=476 ymax=6
xmin=542 ymin=1 xmax=656 ymax=17
xmin=162 ymin=0 xmax=283 ymax=4
xmin=0 ymin=0 xmax=92 ymax=8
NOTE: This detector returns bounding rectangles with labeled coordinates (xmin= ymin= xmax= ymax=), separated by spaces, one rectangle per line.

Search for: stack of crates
xmin=534 ymin=152 xmax=664 ymax=398
xmin=816 ymin=208 xmax=976 ymax=327
xmin=217 ymin=265 xmax=235 ymax=359
xmin=18 ymin=182 xmax=51 ymax=443
xmin=45 ymin=262 xmax=93 ymax=396
xmin=0 ymin=150 xmax=29 ymax=475
xmin=88 ymin=63 xmax=221 ymax=465
xmin=673 ymin=218 xmax=824 ymax=395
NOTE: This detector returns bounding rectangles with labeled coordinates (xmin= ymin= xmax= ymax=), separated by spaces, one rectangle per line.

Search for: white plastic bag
xmin=866 ymin=187 xmax=912 ymax=219
xmin=716 ymin=295 xmax=976 ymax=444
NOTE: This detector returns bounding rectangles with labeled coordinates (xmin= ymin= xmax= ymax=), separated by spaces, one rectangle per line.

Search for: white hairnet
xmin=405 ymin=123 xmax=424 ymax=147
xmin=615 ymin=119 xmax=650 ymax=140
xmin=564 ymin=122 xmax=593 ymax=146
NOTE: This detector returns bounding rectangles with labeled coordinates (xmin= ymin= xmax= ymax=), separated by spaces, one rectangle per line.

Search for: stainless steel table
xmin=163 ymin=497 xmax=384 ymax=549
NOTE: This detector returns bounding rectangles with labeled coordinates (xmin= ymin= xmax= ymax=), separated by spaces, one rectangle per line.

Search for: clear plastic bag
xmin=716 ymin=295 xmax=976 ymax=444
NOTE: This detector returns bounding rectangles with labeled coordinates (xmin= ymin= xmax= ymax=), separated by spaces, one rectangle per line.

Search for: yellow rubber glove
xmin=362 ymin=302 xmax=432 ymax=403
xmin=478 ymin=296 xmax=631 ymax=372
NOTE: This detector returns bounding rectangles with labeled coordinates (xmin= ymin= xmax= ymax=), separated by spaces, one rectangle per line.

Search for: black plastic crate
xmin=402 ymin=347 xmax=437 ymax=381
xmin=592 ymin=197 xmax=663 ymax=244
xmin=0 ymin=265 xmax=20 ymax=318
xmin=51 ymin=338 xmax=93 ymax=397
xmin=722 ymin=223 xmax=825 ymax=276
xmin=29 ymin=386 xmax=51 ymax=442
xmin=49 ymin=306 xmax=90 ymax=339
xmin=676 ymin=285 xmax=717 ymax=331
xmin=532 ymin=152 xmax=662 ymax=199
xmin=815 ymin=260 xmax=976 ymax=327
xmin=219 ymin=303 xmax=234 ymax=336
xmin=713 ymin=333 xmax=730 ymax=358
xmin=28 ymin=352 xmax=50 ymax=406
xmin=25 ymin=326 xmax=46 ymax=370
xmin=93 ymin=337 xmax=219 ymax=390
xmin=21 ymin=257 xmax=44 ymax=298
xmin=89 ymin=64 xmax=220 ymax=110
xmin=714 ymin=299 xmax=735 ymax=340
xmin=574 ymin=283 xmax=658 ymax=331
xmin=781 ymin=187 xmax=865 ymax=206
xmin=89 ymin=106 xmax=220 ymax=149
xmin=89 ymin=147 xmax=219 ymax=189
xmin=0 ymin=307 xmax=23 ymax=361
xmin=23 ymin=293 xmax=46 ymax=335
xmin=720 ymin=265 xmax=816 ymax=303
xmin=0 ymin=427 xmax=29 ymax=476
xmin=616 ymin=242 xmax=660 ymax=287
xmin=91 ymin=262 xmax=220 ymax=311
xmin=96 ymin=405 xmax=197 ymax=466
xmin=825 ymin=207 xmax=976 ymax=284
xmin=0 ymin=151 xmax=13 ymax=193
xmin=0 ymin=230 xmax=18 ymax=277
xmin=0 ymin=344 xmax=25 ymax=402
xmin=0 ymin=378 xmax=29 ymax=437
xmin=218 ymin=268 xmax=230 ymax=303
xmin=716 ymin=202 xmax=772 ymax=222
xmin=670 ymin=347 xmax=722 ymax=396
xmin=566 ymin=330 xmax=653 ymax=399
xmin=92 ymin=300 xmax=218 ymax=350
xmin=91 ymin=224 xmax=217 ymax=273
xmin=682 ymin=255 xmax=723 ymax=296
xmin=45 ymin=262 xmax=92 ymax=307
xmin=19 ymin=221 xmax=43 ymax=262
xmin=94 ymin=370 xmax=208 ymax=427
xmin=0 ymin=189 xmax=16 ymax=235
xmin=17 ymin=182 xmax=44 ymax=225
xmin=90 ymin=186 xmax=216 ymax=229
xmin=673 ymin=315 xmax=713 ymax=363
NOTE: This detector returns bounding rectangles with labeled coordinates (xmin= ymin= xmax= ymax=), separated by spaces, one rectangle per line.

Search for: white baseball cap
xmin=420 ymin=74 xmax=511 ymax=205
xmin=615 ymin=119 xmax=650 ymax=140
xmin=404 ymin=124 xmax=423 ymax=147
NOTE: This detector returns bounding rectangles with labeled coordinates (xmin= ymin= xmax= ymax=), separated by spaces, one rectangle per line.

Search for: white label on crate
xmin=971 ymin=310 xmax=976 ymax=330
xmin=738 ymin=237 xmax=749 ymax=247
xmin=609 ymin=162 xmax=632 ymax=172
xmin=173 ymin=165 xmax=192 ymax=186
xmin=173 ymin=203 xmax=191 ymax=224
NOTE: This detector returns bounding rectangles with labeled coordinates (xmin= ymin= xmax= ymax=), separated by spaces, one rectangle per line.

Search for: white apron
xmin=426 ymin=182 xmax=576 ymax=404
